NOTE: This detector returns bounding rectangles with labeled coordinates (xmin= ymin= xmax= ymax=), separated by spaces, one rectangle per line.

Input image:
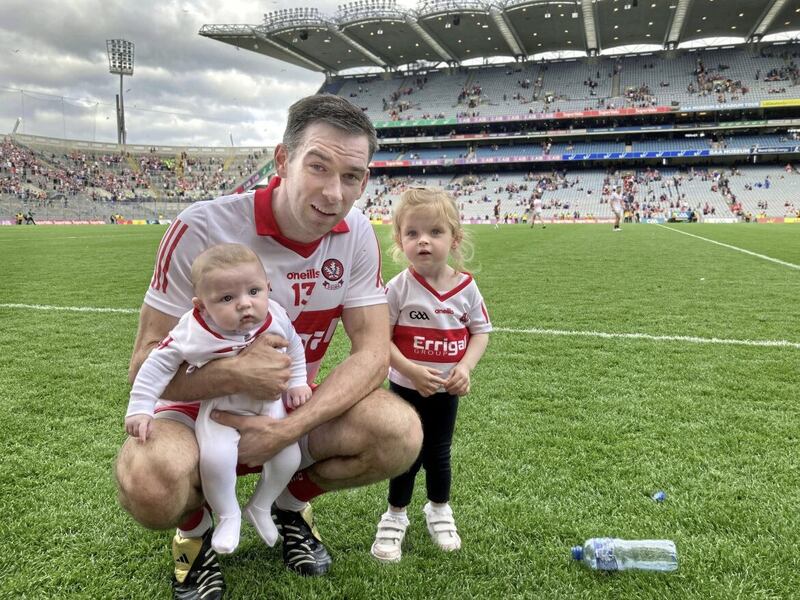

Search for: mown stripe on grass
xmin=493 ymin=326 xmax=800 ymax=349
xmin=656 ymin=225 xmax=800 ymax=271
xmin=2 ymin=303 xmax=796 ymax=349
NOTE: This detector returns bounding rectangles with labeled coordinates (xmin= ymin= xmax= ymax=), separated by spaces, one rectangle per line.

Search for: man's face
xmin=275 ymin=122 xmax=371 ymax=242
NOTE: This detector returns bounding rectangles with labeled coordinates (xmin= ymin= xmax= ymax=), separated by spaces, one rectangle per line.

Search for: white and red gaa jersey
xmin=127 ymin=299 xmax=307 ymax=418
xmin=144 ymin=176 xmax=386 ymax=387
xmin=387 ymin=268 xmax=492 ymax=391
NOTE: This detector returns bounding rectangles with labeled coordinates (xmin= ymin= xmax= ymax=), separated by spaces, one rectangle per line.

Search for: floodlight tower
xmin=106 ymin=39 xmax=134 ymax=145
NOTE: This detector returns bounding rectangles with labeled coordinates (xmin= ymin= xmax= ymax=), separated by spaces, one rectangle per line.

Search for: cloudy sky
xmin=0 ymin=0 xmax=411 ymax=147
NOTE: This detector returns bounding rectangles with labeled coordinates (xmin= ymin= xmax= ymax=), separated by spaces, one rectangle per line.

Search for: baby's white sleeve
xmin=126 ymin=343 xmax=185 ymax=417
xmin=285 ymin=327 xmax=309 ymax=389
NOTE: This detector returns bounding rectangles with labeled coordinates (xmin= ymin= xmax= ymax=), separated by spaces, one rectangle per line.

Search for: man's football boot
xmin=171 ymin=527 xmax=225 ymax=600
xmin=271 ymin=504 xmax=332 ymax=576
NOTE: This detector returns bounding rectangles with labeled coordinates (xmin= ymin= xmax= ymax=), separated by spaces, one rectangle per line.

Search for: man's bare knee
xmin=371 ymin=390 xmax=422 ymax=477
xmin=115 ymin=420 xmax=201 ymax=530
xmin=306 ymin=388 xmax=422 ymax=487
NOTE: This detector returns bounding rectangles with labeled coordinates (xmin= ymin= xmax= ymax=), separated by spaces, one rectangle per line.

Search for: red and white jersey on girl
xmin=387 ymin=267 xmax=492 ymax=392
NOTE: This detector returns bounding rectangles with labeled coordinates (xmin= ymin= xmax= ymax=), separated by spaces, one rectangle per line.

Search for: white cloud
xmin=0 ymin=0 xmax=335 ymax=146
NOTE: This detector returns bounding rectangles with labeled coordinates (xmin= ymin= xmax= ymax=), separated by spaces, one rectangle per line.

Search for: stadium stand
xmin=1 ymin=135 xmax=272 ymax=222
xmin=357 ymin=165 xmax=800 ymax=222
xmin=331 ymin=44 xmax=800 ymax=122
xmin=6 ymin=0 xmax=800 ymax=227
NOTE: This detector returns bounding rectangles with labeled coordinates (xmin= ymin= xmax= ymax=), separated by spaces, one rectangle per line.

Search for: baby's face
xmin=197 ymin=262 xmax=270 ymax=333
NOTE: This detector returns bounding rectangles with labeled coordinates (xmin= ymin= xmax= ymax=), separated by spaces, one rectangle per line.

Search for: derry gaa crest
xmin=322 ymin=258 xmax=344 ymax=289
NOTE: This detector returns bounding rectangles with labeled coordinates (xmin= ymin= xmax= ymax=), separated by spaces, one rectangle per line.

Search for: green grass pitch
xmin=1 ymin=223 xmax=798 ymax=599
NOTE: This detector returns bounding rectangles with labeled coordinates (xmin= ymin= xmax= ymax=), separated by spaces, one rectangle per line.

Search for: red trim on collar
xmin=409 ymin=267 xmax=473 ymax=301
xmin=254 ymin=176 xmax=283 ymax=236
xmin=253 ymin=312 xmax=273 ymax=337
xmin=192 ymin=307 xmax=225 ymax=339
xmin=254 ymin=176 xmax=350 ymax=258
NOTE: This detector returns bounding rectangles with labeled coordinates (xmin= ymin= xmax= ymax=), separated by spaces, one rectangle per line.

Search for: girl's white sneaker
xmin=422 ymin=502 xmax=461 ymax=551
xmin=370 ymin=511 xmax=409 ymax=563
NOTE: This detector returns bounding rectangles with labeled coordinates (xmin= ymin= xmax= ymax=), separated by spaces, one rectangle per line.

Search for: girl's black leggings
xmin=388 ymin=381 xmax=459 ymax=508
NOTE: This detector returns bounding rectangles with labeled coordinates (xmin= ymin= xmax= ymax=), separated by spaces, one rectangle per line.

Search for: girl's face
xmin=397 ymin=206 xmax=458 ymax=272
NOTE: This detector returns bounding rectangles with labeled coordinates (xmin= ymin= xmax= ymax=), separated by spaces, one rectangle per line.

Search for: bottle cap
xmin=571 ymin=545 xmax=584 ymax=560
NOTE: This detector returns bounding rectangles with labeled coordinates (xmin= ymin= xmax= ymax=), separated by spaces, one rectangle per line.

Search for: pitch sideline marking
xmin=1 ymin=303 xmax=797 ymax=349
xmin=0 ymin=233 xmax=157 ymax=242
xmin=656 ymin=225 xmax=800 ymax=271
xmin=0 ymin=303 xmax=138 ymax=314
xmin=493 ymin=326 xmax=800 ymax=350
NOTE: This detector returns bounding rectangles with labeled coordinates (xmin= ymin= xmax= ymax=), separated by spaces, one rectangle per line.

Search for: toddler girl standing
xmin=371 ymin=188 xmax=491 ymax=563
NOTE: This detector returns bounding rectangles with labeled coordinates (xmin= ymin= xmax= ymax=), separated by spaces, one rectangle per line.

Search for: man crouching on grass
xmin=114 ymin=94 xmax=422 ymax=599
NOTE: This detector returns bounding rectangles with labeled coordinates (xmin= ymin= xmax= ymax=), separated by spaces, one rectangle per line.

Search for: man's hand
xmin=410 ymin=366 xmax=447 ymax=398
xmin=211 ymin=411 xmax=294 ymax=467
xmin=231 ymin=334 xmax=292 ymax=400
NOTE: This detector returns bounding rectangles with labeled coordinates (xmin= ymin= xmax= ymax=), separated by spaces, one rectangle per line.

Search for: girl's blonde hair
xmin=392 ymin=187 xmax=473 ymax=271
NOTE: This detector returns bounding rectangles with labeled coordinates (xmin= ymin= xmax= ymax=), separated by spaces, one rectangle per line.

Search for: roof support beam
xmin=581 ymin=0 xmax=598 ymax=55
xmin=325 ymin=25 xmax=386 ymax=68
xmin=665 ymin=0 xmax=692 ymax=48
xmin=406 ymin=16 xmax=456 ymax=63
xmin=749 ymin=0 xmax=788 ymax=41
xmin=250 ymin=27 xmax=330 ymax=71
xmin=489 ymin=7 xmax=525 ymax=58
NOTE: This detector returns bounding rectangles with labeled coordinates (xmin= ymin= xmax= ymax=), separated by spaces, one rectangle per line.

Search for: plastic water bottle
xmin=571 ymin=538 xmax=678 ymax=572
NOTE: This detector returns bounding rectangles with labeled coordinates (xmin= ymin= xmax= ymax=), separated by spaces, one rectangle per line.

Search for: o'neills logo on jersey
xmin=435 ymin=308 xmax=454 ymax=314
xmin=322 ymin=258 xmax=345 ymax=290
xmin=412 ymin=334 xmax=468 ymax=358
xmin=287 ymin=268 xmax=320 ymax=280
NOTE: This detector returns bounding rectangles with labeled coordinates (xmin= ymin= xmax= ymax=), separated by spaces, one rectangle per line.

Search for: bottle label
xmin=593 ymin=539 xmax=619 ymax=571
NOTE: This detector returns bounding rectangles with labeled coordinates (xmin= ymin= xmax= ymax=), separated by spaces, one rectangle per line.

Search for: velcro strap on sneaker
xmin=377 ymin=518 xmax=407 ymax=537
xmin=428 ymin=519 xmax=457 ymax=533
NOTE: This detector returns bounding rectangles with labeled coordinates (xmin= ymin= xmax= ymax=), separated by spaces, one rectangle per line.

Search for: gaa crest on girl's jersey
xmin=322 ymin=258 xmax=345 ymax=290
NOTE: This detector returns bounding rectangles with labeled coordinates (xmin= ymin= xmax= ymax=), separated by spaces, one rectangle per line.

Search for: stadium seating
xmin=344 ymin=42 xmax=799 ymax=121
xmin=357 ymin=165 xmax=799 ymax=221
xmin=4 ymin=42 xmax=799 ymax=224
xmin=1 ymin=136 xmax=270 ymax=221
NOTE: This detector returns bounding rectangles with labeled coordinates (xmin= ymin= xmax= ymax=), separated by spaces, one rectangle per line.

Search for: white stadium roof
xmin=199 ymin=0 xmax=800 ymax=74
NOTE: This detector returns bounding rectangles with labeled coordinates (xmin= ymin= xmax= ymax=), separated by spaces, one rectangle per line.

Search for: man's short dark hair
xmin=283 ymin=94 xmax=378 ymax=161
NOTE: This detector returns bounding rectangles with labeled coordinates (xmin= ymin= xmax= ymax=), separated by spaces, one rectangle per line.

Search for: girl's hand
xmin=125 ymin=415 xmax=153 ymax=443
xmin=411 ymin=366 xmax=447 ymax=397
xmin=444 ymin=364 xmax=471 ymax=396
